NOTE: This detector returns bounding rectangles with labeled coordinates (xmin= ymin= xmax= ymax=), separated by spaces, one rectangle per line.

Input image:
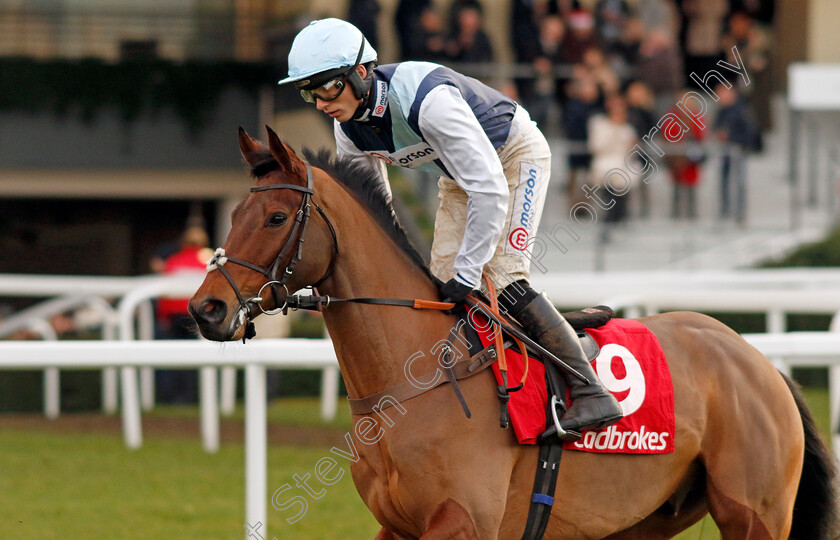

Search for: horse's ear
xmin=265 ymin=125 xmax=300 ymax=175
xmin=238 ymin=127 xmax=264 ymax=167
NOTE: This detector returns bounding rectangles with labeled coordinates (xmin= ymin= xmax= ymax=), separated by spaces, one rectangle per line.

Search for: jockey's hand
xmin=440 ymin=278 xmax=474 ymax=304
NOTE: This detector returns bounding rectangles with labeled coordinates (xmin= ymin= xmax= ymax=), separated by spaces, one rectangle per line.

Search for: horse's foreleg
xmin=374 ymin=528 xmax=398 ymax=540
xmin=375 ymin=527 xmax=408 ymax=540
xmin=419 ymin=498 xmax=480 ymax=540
xmin=373 ymin=499 xmax=481 ymax=540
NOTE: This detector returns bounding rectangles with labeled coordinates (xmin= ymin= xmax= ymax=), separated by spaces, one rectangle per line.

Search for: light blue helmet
xmin=278 ymin=19 xmax=378 ymax=89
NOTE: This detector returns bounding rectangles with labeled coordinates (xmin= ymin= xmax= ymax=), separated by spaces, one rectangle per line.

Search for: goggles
xmin=295 ymin=35 xmax=366 ymax=104
xmin=298 ymin=76 xmax=348 ymax=104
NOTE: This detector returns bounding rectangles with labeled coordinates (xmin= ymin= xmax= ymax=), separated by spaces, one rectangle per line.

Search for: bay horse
xmin=190 ymin=127 xmax=836 ymax=539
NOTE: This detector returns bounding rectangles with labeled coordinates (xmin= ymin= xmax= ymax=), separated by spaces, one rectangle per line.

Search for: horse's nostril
xmin=199 ymin=299 xmax=227 ymax=325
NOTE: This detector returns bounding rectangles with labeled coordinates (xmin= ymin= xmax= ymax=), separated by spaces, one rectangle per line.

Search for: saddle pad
xmin=479 ymin=318 xmax=675 ymax=453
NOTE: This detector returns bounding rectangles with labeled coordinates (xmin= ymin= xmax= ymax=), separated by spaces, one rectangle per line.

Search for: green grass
xmin=0 ymin=386 xmax=832 ymax=539
xmin=0 ymin=428 xmax=379 ymax=540
xmin=151 ymin=396 xmax=356 ymax=432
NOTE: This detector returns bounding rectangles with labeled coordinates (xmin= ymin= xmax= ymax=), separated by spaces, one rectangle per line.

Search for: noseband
xmin=205 ymin=161 xmax=338 ymax=334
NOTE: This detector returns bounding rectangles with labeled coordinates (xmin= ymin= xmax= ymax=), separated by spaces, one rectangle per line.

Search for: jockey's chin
xmin=319 ymin=105 xmax=355 ymax=123
xmin=316 ymin=93 xmax=364 ymax=123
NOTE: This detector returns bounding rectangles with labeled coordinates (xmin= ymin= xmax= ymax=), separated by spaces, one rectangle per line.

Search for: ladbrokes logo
xmin=573 ymin=425 xmax=669 ymax=452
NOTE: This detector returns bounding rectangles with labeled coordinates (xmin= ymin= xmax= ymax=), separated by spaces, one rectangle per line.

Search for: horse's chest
xmin=350 ymin=430 xmax=456 ymax=533
xmin=349 ymin=442 xmax=421 ymax=533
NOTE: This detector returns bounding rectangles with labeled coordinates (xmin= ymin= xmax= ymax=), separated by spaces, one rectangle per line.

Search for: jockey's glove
xmin=440 ymin=277 xmax=474 ymax=304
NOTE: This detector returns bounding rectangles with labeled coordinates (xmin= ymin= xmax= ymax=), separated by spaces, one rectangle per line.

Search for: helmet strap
xmin=351 ymin=67 xmax=377 ymax=120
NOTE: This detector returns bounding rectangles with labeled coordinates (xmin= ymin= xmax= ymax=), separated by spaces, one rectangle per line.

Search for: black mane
xmin=247 ymin=147 xmax=434 ymax=281
xmin=303 ymin=147 xmax=435 ymax=281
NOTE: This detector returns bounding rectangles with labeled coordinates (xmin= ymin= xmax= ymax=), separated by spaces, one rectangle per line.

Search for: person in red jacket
xmin=155 ymin=226 xmax=212 ymax=403
xmin=156 ymin=226 xmax=212 ymax=331
xmin=665 ymin=97 xmax=707 ymax=220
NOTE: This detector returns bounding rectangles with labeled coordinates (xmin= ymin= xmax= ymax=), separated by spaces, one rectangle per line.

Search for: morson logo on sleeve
xmin=372 ymin=80 xmax=388 ymax=117
xmin=367 ymin=142 xmax=438 ymax=168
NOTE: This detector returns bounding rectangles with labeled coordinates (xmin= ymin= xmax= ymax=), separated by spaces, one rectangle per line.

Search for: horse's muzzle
xmin=189 ymin=297 xmax=240 ymax=341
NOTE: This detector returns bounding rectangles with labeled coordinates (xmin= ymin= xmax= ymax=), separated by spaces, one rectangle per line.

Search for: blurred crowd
xmin=380 ymin=0 xmax=773 ymax=226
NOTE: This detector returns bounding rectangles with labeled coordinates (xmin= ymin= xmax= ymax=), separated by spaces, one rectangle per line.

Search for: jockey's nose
xmin=191 ymin=298 xmax=228 ymax=327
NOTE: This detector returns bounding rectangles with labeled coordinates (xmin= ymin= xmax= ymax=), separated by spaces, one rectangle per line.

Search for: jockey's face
xmin=313 ymin=65 xmax=367 ymax=123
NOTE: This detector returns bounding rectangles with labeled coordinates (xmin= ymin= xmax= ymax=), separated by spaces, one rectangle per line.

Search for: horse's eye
xmin=266 ymin=213 xmax=287 ymax=227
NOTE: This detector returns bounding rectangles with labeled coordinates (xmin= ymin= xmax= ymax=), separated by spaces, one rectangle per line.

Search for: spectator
xmin=588 ymin=94 xmax=637 ymax=232
xmin=395 ymin=0 xmax=432 ymax=58
xmin=511 ymin=0 xmax=543 ymax=110
xmin=529 ymin=15 xmax=566 ymax=131
xmin=664 ymin=94 xmax=707 ymax=219
xmin=511 ymin=0 xmax=541 ymax=64
xmin=560 ymin=8 xmax=601 ymax=65
xmin=582 ymin=46 xmax=621 ymax=99
xmin=546 ymin=0 xmax=578 ymax=18
xmin=681 ymin=0 xmax=728 ymax=82
xmin=155 ymin=225 xmax=212 ymax=403
xmin=347 ymin=0 xmax=381 ymax=50
xmin=637 ymin=0 xmax=680 ymax=40
xmin=404 ymin=5 xmax=447 ymax=62
xmin=729 ymin=0 xmax=775 ymax=26
xmin=156 ymin=226 xmax=211 ymax=338
xmin=562 ymin=76 xmax=602 ymax=207
xmin=612 ymin=16 xmax=645 ymax=70
xmin=636 ymin=27 xmax=684 ymax=115
xmin=149 ymin=239 xmax=179 ymax=274
xmin=721 ymin=11 xmax=772 ymax=128
xmin=446 ymin=0 xmax=484 ymax=38
xmin=594 ymin=0 xmax=631 ymax=54
xmin=714 ymin=84 xmax=758 ymax=226
xmin=445 ymin=3 xmax=494 ymax=63
xmin=625 ymin=80 xmax=656 ymax=218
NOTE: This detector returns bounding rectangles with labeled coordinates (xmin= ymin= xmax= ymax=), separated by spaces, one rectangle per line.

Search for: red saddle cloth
xmin=479 ymin=318 xmax=675 ymax=454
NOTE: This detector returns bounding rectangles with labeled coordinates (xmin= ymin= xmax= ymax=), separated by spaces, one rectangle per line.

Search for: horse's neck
xmin=318 ymin=208 xmax=453 ymax=400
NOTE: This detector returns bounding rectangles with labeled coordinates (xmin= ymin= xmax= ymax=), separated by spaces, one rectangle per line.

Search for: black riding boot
xmin=512 ymin=292 xmax=623 ymax=432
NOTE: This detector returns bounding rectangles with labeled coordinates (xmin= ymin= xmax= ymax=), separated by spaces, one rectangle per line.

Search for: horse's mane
xmin=303 ymin=147 xmax=436 ymax=282
xmin=247 ymin=146 xmax=435 ymax=282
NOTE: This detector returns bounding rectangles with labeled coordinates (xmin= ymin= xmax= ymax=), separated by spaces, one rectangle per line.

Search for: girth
xmin=347 ymin=344 xmax=498 ymax=415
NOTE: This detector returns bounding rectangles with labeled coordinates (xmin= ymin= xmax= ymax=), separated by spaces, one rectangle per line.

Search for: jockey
xmin=278 ymin=18 xmax=621 ymax=434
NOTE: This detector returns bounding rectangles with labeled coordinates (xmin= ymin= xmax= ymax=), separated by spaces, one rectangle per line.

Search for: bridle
xmin=205 ymin=161 xmax=339 ymax=336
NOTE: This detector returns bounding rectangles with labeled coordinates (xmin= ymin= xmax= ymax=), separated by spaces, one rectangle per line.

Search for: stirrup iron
xmin=550 ymin=395 xmax=582 ymax=443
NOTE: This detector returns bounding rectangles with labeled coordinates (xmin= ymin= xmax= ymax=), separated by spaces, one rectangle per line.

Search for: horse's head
xmin=189 ymin=127 xmax=337 ymax=341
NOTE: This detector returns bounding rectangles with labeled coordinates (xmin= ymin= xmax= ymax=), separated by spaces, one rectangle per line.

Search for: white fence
xmin=0 ymin=338 xmax=337 ymax=534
